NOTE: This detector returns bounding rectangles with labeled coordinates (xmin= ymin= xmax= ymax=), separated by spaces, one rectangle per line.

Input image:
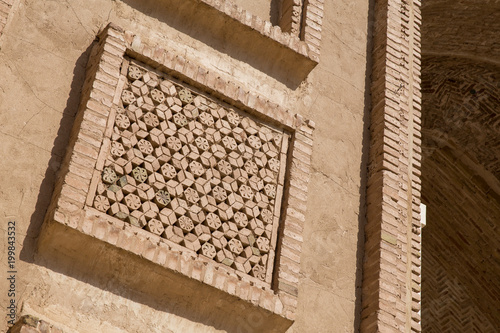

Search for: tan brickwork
xmin=362 ymin=0 xmax=422 ymax=331
xmin=40 ymin=23 xmax=315 ymax=324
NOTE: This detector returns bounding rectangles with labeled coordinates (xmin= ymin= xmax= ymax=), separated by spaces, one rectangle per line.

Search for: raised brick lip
xmin=197 ymin=0 xmax=323 ymax=64
xmin=362 ymin=0 xmax=423 ymax=332
xmin=39 ymin=23 xmax=315 ymax=324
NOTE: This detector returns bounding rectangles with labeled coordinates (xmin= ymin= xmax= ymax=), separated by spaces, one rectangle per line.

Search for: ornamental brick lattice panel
xmin=40 ymin=23 xmax=315 ymax=325
xmin=89 ymin=58 xmax=288 ymax=284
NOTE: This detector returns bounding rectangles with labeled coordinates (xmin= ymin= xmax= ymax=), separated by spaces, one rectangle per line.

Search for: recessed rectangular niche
xmin=39 ymin=24 xmax=314 ymax=329
xmin=91 ymin=58 xmax=288 ymax=286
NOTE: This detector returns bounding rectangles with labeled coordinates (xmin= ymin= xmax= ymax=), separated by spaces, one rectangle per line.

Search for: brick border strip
xmin=199 ymin=0 xmax=323 ymax=63
xmin=41 ymin=23 xmax=315 ymax=322
xmin=362 ymin=0 xmax=422 ymax=332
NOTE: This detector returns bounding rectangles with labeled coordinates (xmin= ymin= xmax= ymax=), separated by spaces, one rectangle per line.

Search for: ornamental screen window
xmin=91 ymin=58 xmax=289 ymax=284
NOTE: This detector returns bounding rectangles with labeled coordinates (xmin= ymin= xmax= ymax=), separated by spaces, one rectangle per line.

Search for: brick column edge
xmin=361 ymin=0 xmax=422 ymax=332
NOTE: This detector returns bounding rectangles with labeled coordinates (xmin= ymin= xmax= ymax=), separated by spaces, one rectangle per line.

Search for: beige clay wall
xmin=0 ymin=0 xmax=371 ymax=332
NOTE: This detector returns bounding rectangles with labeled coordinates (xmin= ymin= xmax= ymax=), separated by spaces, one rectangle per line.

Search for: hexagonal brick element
xmin=251 ymin=264 xmax=266 ymax=281
xmin=128 ymin=65 xmax=143 ymax=80
xmin=178 ymin=216 xmax=194 ymax=232
xmin=161 ymin=164 xmax=177 ymax=179
xmin=212 ymin=186 xmax=227 ymax=202
xmin=201 ymin=242 xmax=217 ymax=259
xmin=94 ymin=195 xmax=110 ymax=212
xmin=132 ymin=167 xmax=148 ymax=183
xmin=125 ymin=193 xmax=142 ymax=210
xmin=217 ymin=160 xmax=233 ymax=176
xmin=146 ymin=218 xmax=164 ymax=235
xmin=228 ymin=238 xmax=244 ymax=255
xmin=188 ymin=161 xmax=205 ymax=177
xmin=205 ymin=212 xmax=222 ymax=230
xmin=184 ymin=188 xmax=200 ymax=204
xmin=234 ymin=212 xmax=249 ymax=228
xmin=239 ymin=185 xmax=254 ymax=200
xmin=155 ymin=190 xmax=171 ymax=207
xmin=256 ymin=236 xmax=270 ymax=253
xmin=102 ymin=167 xmax=118 ymax=184
xmin=178 ymin=89 xmax=193 ymax=104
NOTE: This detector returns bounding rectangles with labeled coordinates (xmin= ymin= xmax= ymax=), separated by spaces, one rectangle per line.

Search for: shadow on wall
xmin=19 ymin=38 xmax=289 ymax=333
xmin=353 ymin=0 xmax=376 ymax=330
xmin=19 ymin=42 xmax=95 ymax=264
xmin=121 ymin=0 xmax=315 ymax=89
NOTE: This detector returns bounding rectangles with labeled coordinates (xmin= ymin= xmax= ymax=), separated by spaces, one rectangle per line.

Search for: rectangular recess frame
xmin=39 ymin=23 xmax=315 ymax=324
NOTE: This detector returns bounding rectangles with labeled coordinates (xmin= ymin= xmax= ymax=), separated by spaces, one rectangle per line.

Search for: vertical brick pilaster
xmin=362 ymin=0 xmax=422 ymax=332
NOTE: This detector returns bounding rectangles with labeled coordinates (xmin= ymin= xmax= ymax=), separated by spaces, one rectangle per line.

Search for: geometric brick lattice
xmin=41 ymin=24 xmax=315 ymax=324
xmin=90 ymin=59 xmax=287 ymax=283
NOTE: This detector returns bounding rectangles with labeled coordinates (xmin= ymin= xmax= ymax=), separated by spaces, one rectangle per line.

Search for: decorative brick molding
xmin=199 ymin=0 xmax=323 ymax=63
xmin=7 ymin=315 xmax=63 ymax=333
xmin=40 ymin=23 xmax=314 ymax=325
xmin=362 ymin=0 xmax=422 ymax=332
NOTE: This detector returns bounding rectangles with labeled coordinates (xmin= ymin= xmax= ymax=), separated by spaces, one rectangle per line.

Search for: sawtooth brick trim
xmin=40 ymin=23 xmax=315 ymax=325
xmin=362 ymin=0 xmax=422 ymax=332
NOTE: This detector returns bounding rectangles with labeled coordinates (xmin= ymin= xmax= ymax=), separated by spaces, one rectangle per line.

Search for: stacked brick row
xmin=362 ymin=0 xmax=422 ymax=332
xmin=44 ymin=24 xmax=315 ymax=321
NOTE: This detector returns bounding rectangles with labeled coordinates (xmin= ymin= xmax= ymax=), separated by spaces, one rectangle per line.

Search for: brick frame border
xmin=362 ymin=0 xmax=422 ymax=332
xmin=41 ymin=23 xmax=315 ymax=322
xmin=199 ymin=0 xmax=323 ymax=63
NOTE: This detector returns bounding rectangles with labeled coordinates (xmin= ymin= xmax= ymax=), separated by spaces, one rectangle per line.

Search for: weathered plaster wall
xmin=0 ymin=0 xmax=371 ymax=332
